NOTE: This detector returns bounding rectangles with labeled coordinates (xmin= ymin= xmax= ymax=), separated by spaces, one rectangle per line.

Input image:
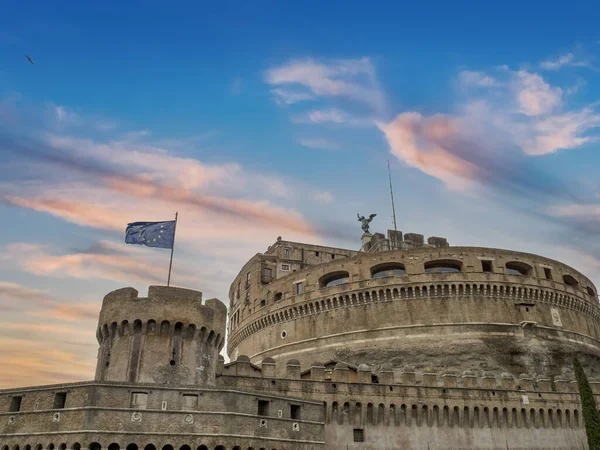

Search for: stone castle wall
xmin=97 ymin=287 xmax=227 ymax=386
xmin=227 ymin=246 xmax=600 ymax=379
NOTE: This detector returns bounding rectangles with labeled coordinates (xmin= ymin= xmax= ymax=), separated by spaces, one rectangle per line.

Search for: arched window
xmin=505 ymin=262 xmax=532 ymax=276
xmin=371 ymin=263 xmax=406 ymax=279
xmin=320 ymin=271 xmax=350 ymax=288
xmin=424 ymin=260 xmax=462 ymax=273
xmin=587 ymin=287 xmax=596 ymax=297
xmin=563 ymin=275 xmax=579 ymax=287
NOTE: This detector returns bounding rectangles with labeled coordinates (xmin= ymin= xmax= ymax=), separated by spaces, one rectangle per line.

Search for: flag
xmin=125 ymin=221 xmax=175 ymax=249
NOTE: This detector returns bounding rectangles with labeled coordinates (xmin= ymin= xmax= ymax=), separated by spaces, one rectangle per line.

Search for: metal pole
xmin=167 ymin=212 xmax=178 ymax=287
xmin=387 ymin=160 xmax=398 ymax=231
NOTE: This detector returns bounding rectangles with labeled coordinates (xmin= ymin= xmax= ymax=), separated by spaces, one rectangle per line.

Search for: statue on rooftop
xmin=357 ymin=213 xmax=377 ymax=234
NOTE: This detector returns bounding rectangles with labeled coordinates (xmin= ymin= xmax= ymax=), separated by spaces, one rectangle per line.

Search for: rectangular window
xmin=296 ymin=282 xmax=304 ymax=295
xmin=544 ymin=267 xmax=553 ymax=280
xmin=258 ymin=400 xmax=270 ymax=416
xmin=353 ymin=428 xmax=365 ymax=442
xmin=284 ymin=248 xmax=290 ymax=256
xmin=53 ymin=392 xmax=67 ymax=409
xmin=9 ymin=396 xmax=22 ymax=412
xmin=281 ymin=264 xmax=290 ymax=271
xmin=482 ymin=260 xmax=493 ymax=273
xmin=331 ymin=254 xmax=335 ymax=259
xmin=290 ymin=404 xmax=301 ymax=420
xmin=260 ymin=299 xmax=266 ymax=307
xmin=182 ymin=394 xmax=198 ymax=410
xmin=262 ymin=267 xmax=273 ymax=283
xmin=315 ymin=251 xmax=320 ymax=256
xmin=130 ymin=392 xmax=148 ymax=409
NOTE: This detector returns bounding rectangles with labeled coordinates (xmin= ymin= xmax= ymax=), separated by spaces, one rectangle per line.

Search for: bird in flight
xmin=26 ymin=54 xmax=34 ymax=64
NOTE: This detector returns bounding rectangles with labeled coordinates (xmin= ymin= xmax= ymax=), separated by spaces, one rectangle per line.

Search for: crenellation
xmin=286 ymin=359 xmax=301 ymax=379
xmin=519 ymin=375 xmax=536 ymax=391
xmin=442 ymin=374 xmax=458 ymax=388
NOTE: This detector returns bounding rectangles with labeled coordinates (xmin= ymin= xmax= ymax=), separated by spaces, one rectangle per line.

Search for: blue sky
xmin=1 ymin=1 xmax=600 ymax=387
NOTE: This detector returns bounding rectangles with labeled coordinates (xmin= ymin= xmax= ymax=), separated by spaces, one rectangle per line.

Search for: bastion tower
xmin=227 ymin=230 xmax=600 ymax=380
xmin=96 ymin=286 xmax=227 ymax=385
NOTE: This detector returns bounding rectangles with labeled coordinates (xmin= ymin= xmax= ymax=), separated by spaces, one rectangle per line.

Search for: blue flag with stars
xmin=125 ymin=221 xmax=175 ymax=249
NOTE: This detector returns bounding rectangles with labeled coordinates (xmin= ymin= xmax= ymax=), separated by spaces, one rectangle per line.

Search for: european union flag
xmin=125 ymin=221 xmax=175 ymax=249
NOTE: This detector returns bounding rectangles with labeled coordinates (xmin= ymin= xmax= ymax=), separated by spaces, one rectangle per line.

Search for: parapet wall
xmin=96 ymin=286 xmax=227 ymax=386
xmin=228 ymin=246 xmax=600 ymax=378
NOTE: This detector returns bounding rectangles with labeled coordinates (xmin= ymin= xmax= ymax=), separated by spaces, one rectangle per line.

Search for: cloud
xmin=292 ymin=108 xmax=373 ymax=127
xmin=378 ymin=112 xmax=477 ymax=191
xmin=515 ymin=70 xmax=562 ymax=116
xmin=270 ymin=88 xmax=315 ymax=105
xmin=297 ymin=137 xmax=340 ymax=150
xmin=458 ymin=71 xmax=497 ymax=87
xmin=0 ymin=128 xmax=322 ymax=246
xmin=540 ymin=53 xmax=590 ymax=71
xmin=515 ymin=107 xmax=600 ymax=155
xmin=4 ymin=241 xmax=204 ymax=286
xmin=0 ymin=281 xmax=54 ymax=303
xmin=314 ymin=191 xmax=334 ymax=204
xmin=266 ymin=57 xmax=385 ymax=112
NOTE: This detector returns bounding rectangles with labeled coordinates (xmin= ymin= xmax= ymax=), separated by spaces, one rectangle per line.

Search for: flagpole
xmin=167 ymin=212 xmax=178 ymax=287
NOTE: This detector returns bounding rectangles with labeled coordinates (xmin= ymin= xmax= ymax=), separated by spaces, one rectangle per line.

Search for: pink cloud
xmin=378 ymin=112 xmax=477 ymax=190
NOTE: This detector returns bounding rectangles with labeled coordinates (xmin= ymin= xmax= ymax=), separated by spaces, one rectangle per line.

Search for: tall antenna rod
xmin=387 ymin=160 xmax=398 ymax=231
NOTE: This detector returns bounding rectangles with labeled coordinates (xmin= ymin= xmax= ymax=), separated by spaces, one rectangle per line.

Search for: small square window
xmin=290 ymin=404 xmax=301 ymax=420
xmin=353 ymin=428 xmax=365 ymax=442
xmin=482 ymin=260 xmax=493 ymax=273
xmin=182 ymin=394 xmax=198 ymax=410
xmin=9 ymin=396 xmax=22 ymax=412
xmin=53 ymin=392 xmax=67 ymax=409
xmin=130 ymin=392 xmax=148 ymax=409
xmin=260 ymin=299 xmax=266 ymax=307
xmin=281 ymin=264 xmax=290 ymax=271
xmin=315 ymin=251 xmax=319 ymax=256
xmin=544 ymin=267 xmax=553 ymax=280
xmin=296 ymin=282 xmax=304 ymax=295
xmin=258 ymin=400 xmax=270 ymax=416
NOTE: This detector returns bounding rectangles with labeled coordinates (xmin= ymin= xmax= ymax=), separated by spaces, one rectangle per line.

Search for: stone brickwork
xmin=1 ymin=232 xmax=600 ymax=450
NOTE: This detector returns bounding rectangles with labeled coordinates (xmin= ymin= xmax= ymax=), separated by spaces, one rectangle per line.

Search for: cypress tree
xmin=574 ymin=357 xmax=600 ymax=449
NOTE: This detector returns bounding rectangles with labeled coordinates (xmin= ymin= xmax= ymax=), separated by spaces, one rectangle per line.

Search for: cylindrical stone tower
xmin=95 ymin=285 xmax=227 ymax=386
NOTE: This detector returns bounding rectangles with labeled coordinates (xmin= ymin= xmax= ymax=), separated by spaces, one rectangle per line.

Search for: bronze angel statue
xmin=357 ymin=213 xmax=377 ymax=234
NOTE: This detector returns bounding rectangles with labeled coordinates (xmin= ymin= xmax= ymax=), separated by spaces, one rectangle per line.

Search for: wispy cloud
xmin=540 ymin=53 xmax=590 ymax=71
xmin=292 ymin=108 xmax=373 ymax=127
xmin=297 ymin=137 xmax=340 ymax=150
xmin=458 ymin=71 xmax=497 ymax=87
xmin=270 ymin=88 xmax=315 ymax=105
xmin=314 ymin=191 xmax=334 ymax=204
xmin=514 ymin=70 xmax=562 ymax=116
xmin=266 ymin=57 xmax=385 ymax=112
xmin=380 ymin=65 xmax=600 ymax=193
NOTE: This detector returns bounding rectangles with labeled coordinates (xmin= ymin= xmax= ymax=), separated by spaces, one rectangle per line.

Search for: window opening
xmin=353 ymin=429 xmax=365 ymax=442
xmin=296 ymin=282 xmax=304 ymax=295
xmin=424 ymin=260 xmax=462 ymax=273
xmin=9 ymin=396 xmax=22 ymax=412
xmin=482 ymin=260 xmax=493 ymax=273
xmin=544 ymin=267 xmax=553 ymax=280
xmin=290 ymin=404 xmax=301 ymax=420
xmin=258 ymin=400 xmax=270 ymax=416
xmin=53 ymin=392 xmax=67 ymax=409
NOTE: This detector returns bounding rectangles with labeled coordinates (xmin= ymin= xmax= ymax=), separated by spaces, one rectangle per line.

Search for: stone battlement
xmin=221 ymin=356 xmax=596 ymax=394
xmin=98 ymin=286 xmax=227 ymax=340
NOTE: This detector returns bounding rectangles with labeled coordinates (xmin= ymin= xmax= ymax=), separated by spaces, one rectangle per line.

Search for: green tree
xmin=574 ymin=357 xmax=600 ymax=449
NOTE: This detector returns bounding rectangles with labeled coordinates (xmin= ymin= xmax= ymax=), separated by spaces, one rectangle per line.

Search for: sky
xmin=1 ymin=1 xmax=600 ymax=388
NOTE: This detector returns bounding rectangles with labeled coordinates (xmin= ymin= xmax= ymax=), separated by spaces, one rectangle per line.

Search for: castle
xmin=1 ymin=228 xmax=600 ymax=449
